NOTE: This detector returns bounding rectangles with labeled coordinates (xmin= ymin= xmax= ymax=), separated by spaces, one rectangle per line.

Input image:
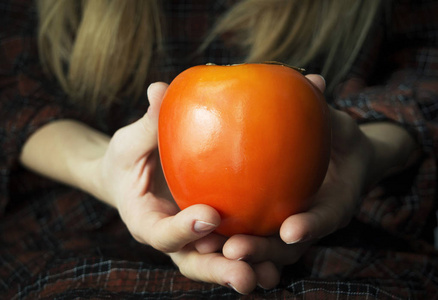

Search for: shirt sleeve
xmin=332 ymin=0 xmax=438 ymax=240
xmin=334 ymin=70 xmax=437 ymax=154
xmin=0 ymin=1 xmax=94 ymax=215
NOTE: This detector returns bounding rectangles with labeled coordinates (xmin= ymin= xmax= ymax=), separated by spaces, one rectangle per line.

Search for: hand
xmin=96 ymin=82 xmax=227 ymax=248
xmin=219 ymin=74 xmax=375 ymax=287
xmin=96 ymin=82 xmax=274 ymax=294
xmin=98 ymin=77 xmax=417 ymax=295
xmin=220 ymin=74 xmax=419 ymax=290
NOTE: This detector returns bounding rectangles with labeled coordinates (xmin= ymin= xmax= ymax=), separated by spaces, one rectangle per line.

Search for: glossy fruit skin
xmin=158 ymin=63 xmax=331 ymax=237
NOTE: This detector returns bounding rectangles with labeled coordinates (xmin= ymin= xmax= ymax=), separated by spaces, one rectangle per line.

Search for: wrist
xmin=75 ymin=152 xmax=111 ymax=205
xmin=360 ymin=122 xmax=419 ymax=189
xmin=20 ymin=120 xmax=112 ymax=205
xmin=71 ymin=130 xmax=113 ymax=206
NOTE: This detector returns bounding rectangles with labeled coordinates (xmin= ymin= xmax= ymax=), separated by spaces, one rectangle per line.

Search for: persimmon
xmin=158 ymin=63 xmax=331 ymax=236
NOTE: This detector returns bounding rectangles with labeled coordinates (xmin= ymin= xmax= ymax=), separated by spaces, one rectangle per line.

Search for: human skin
xmin=19 ymin=75 xmax=418 ymax=294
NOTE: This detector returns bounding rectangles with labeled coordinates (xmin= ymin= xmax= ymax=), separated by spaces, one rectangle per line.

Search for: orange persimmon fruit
xmin=158 ymin=63 xmax=331 ymax=236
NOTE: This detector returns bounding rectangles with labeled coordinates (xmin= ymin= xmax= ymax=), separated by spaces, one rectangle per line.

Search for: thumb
xmin=137 ymin=81 xmax=169 ymax=150
xmin=279 ymin=188 xmax=354 ymax=244
xmin=305 ymin=74 xmax=326 ymax=94
xmin=146 ymin=82 xmax=169 ymax=123
xmin=109 ymin=82 xmax=169 ymax=163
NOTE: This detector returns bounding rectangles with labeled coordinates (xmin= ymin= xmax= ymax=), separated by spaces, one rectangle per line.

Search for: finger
xmin=134 ymin=202 xmax=221 ymax=253
xmin=194 ymin=233 xmax=227 ymax=254
xmin=253 ymin=261 xmax=281 ymax=290
xmin=109 ymin=82 xmax=169 ymax=164
xmin=146 ymin=82 xmax=169 ymax=121
xmin=305 ymin=74 xmax=326 ymax=93
xmin=131 ymin=82 xmax=169 ymax=152
xmin=279 ymin=193 xmax=353 ymax=244
xmin=170 ymin=247 xmax=257 ymax=295
xmin=222 ymin=234 xmax=309 ymax=266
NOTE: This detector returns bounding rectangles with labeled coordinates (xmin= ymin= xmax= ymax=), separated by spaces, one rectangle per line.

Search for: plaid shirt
xmin=1 ymin=0 xmax=437 ymax=299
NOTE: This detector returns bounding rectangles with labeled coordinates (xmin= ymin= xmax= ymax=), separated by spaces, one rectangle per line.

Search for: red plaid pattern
xmin=1 ymin=0 xmax=437 ymax=299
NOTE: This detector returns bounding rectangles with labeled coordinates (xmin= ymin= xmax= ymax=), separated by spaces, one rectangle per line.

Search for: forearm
xmin=360 ymin=122 xmax=420 ymax=188
xmin=19 ymin=119 xmax=113 ymax=206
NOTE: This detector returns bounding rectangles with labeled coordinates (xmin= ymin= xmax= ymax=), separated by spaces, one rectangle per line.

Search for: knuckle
xmin=131 ymin=232 xmax=146 ymax=244
xmin=125 ymin=218 xmax=178 ymax=252
xmin=172 ymin=255 xmax=199 ymax=281
xmin=177 ymin=262 xmax=192 ymax=278
xmin=149 ymin=234 xmax=177 ymax=253
xmin=126 ymin=224 xmax=147 ymax=245
xmin=109 ymin=128 xmax=129 ymax=157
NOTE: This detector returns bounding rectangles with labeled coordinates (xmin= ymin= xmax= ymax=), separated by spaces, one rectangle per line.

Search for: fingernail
xmin=257 ymin=283 xmax=267 ymax=290
xmin=286 ymin=234 xmax=312 ymax=245
xmin=227 ymin=283 xmax=248 ymax=295
xmin=193 ymin=220 xmax=217 ymax=233
xmin=318 ymin=74 xmax=326 ymax=86
xmin=237 ymin=255 xmax=252 ymax=263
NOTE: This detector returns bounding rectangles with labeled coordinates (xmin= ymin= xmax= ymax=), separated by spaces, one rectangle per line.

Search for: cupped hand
xmin=96 ymin=82 xmax=220 ymax=252
xmin=96 ymin=82 xmax=269 ymax=294
xmin=279 ymin=93 xmax=373 ymax=244
xmin=220 ymin=74 xmax=374 ymax=288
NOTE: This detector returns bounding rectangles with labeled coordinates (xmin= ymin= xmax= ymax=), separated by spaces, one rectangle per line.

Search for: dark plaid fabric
xmin=1 ymin=0 xmax=438 ymax=299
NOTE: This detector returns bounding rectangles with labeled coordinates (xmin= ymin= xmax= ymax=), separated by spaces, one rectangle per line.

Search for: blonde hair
xmin=37 ymin=0 xmax=382 ymax=110
xmin=37 ymin=0 xmax=162 ymax=110
xmin=205 ymin=0 xmax=383 ymax=94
